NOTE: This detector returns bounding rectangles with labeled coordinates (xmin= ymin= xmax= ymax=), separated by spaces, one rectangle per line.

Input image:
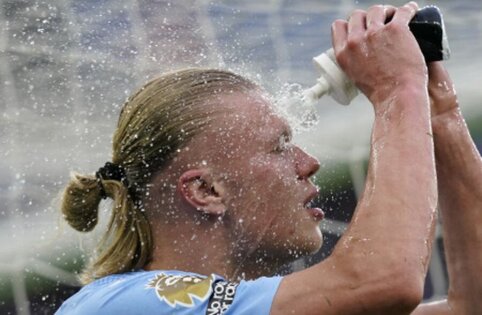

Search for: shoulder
xmin=56 ymin=270 xmax=283 ymax=315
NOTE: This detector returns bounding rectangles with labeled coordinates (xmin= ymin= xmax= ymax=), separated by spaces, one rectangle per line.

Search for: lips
xmin=304 ymin=186 xmax=325 ymax=221
xmin=305 ymin=207 xmax=325 ymax=221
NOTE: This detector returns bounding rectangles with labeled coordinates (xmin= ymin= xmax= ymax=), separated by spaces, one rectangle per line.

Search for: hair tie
xmin=95 ymin=162 xmax=129 ymax=199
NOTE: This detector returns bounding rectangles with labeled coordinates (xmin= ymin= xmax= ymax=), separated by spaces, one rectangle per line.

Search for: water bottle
xmin=304 ymin=6 xmax=451 ymax=105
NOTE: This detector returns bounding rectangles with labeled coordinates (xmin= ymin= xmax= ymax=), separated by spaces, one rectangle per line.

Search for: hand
xmin=428 ymin=62 xmax=459 ymax=119
xmin=331 ymin=2 xmax=427 ymax=105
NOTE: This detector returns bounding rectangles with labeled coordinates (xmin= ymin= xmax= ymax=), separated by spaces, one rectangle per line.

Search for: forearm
xmin=432 ymin=108 xmax=482 ymax=309
xmin=412 ymin=109 xmax=482 ymax=314
xmin=323 ymin=86 xmax=438 ymax=313
xmin=337 ymin=85 xmax=437 ymax=277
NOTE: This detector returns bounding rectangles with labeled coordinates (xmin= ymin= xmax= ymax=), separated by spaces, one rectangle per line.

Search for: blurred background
xmin=1 ymin=0 xmax=481 ymax=314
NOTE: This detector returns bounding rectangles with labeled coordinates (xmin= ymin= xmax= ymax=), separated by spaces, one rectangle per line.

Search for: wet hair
xmin=60 ymin=68 xmax=257 ymax=284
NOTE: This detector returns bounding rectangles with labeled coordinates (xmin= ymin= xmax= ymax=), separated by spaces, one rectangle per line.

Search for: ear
xmin=177 ymin=169 xmax=226 ymax=216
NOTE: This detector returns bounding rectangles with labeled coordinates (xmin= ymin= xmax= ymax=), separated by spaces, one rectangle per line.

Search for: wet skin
xmin=145 ymin=90 xmax=323 ymax=280
xmin=192 ymin=90 xmax=324 ymax=261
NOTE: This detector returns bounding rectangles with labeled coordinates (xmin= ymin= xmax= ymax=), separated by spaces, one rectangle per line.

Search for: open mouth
xmin=304 ymin=198 xmax=316 ymax=209
xmin=303 ymin=188 xmax=325 ymax=221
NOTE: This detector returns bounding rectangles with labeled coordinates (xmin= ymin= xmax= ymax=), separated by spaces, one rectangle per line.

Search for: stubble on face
xmin=187 ymin=90 xmax=323 ymax=265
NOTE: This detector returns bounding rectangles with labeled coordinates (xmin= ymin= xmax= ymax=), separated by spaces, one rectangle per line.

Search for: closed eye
xmin=273 ymin=132 xmax=291 ymax=153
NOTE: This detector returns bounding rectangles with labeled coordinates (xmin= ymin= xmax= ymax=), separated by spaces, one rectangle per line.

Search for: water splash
xmin=274 ymin=83 xmax=319 ymax=132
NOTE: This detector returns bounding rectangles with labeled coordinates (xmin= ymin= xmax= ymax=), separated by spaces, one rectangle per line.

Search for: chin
xmin=299 ymin=231 xmax=324 ymax=255
xmin=298 ymin=221 xmax=323 ymax=248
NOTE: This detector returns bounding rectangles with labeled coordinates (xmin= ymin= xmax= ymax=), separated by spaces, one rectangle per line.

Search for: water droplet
xmin=274 ymin=83 xmax=319 ymax=132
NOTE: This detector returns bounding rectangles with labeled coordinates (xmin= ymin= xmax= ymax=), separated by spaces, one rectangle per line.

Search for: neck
xmin=229 ymin=249 xmax=288 ymax=280
xmin=145 ymin=218 xmax=286 ymax=281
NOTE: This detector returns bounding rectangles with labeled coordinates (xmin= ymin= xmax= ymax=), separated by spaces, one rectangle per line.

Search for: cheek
xmin=223 ymin=154 xmax=302 ymax=224
xmin=241 ymin=154 xmax=301 ymax=213
xmin=248 ymin=153 xmax=297 ymax=186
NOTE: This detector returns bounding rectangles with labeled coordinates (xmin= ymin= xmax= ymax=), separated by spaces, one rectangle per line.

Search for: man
xmin=57 ymin=2 xmax=481 ymax=314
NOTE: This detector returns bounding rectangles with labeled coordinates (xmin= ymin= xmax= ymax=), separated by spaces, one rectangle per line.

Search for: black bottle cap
xmin=409 ymin=6 xmax=450 ymax=62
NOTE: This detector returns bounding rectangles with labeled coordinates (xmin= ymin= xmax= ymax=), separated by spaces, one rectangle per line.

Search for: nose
xmin=293 ymin=146 xmax=320 ymax=180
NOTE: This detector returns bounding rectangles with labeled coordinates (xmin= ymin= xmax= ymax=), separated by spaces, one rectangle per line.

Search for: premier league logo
xmin=147 ymin=273 xmax=215 ymax=307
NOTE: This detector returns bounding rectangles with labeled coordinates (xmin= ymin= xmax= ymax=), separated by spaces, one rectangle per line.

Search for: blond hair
xmin=61 ymin=68 xmax=257 ymax=284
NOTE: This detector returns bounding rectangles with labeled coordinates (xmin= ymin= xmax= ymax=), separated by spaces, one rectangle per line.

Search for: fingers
xmin=329 ymin=1 xmax=426 ymax=103
xmin=391 ymin=1 xmax=419 ymax=25
xmin=331 ymin=2 xmax=421 ymax=60
xmin=335 ymin=1 xmax=418 ymax=40
xmin=366 ymin=5 xmax=396 ymax=31
xmin=331 ymin=19 xmax=348 ymax=53
xmin=348 ymin=10 xmax=366 ymax=36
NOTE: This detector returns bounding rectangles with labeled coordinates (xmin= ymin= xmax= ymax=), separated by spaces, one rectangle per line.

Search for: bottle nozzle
xmin=302 ymin=76 xmax=330 ymax=103
xmin=309 ymin=48 xmax=358 ymax=105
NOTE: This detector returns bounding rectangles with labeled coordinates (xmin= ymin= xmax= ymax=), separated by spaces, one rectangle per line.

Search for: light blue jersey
xmin=56 ymin=270 xmax=282 ymax=315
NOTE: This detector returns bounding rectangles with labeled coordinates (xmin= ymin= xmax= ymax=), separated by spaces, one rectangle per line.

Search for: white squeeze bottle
xmin=304 ymin=5 xmax=450 ymax=106
xmin=302 ymin=48 xmax=357 ymax=106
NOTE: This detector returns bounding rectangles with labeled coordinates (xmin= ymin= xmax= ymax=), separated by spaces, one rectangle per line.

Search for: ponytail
xmin=61 ymin=172 xmax=152 ymax=284
xmin=61 ymin=68 xmax=257 ymax=285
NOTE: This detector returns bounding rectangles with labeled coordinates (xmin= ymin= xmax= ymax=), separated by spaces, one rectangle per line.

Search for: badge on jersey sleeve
xmin=147 ymin=273 xmax=215 ymax=307
xmin=146 ymin=272 xmax=238 ymax=314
